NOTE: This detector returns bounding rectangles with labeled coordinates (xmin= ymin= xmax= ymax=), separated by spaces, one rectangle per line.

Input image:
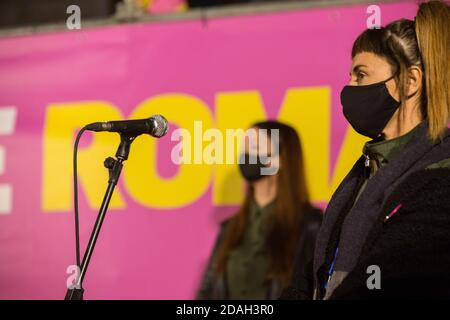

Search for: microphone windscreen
xmin=150 ymin=114 xmax=169 ymax=137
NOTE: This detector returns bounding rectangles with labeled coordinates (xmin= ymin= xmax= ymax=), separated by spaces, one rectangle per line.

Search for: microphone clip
xmin=116 ymin=133 xmax=137 ymax=161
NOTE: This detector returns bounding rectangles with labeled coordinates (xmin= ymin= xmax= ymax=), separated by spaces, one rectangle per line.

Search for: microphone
xmin=85 ymin=114 xmax=169 ymax=138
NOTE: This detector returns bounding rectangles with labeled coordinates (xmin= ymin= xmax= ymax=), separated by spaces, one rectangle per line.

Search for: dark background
xmin=0 ymin=0 xmax=313 ymax=29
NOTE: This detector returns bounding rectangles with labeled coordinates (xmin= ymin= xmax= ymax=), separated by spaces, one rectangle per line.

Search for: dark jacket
xmin=331 ymin=168 xmax=450 ymax=299
xmin=278 ymin=207 xmax=323 ymax=300
xmin=313 ymin=122 xmax=450 ymax=299
xmin=196 ymin=205 xmax=322 ymax=300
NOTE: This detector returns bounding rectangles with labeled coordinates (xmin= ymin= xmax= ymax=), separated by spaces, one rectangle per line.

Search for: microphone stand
xmin=65 ymin=133 xmax=136 ymax=300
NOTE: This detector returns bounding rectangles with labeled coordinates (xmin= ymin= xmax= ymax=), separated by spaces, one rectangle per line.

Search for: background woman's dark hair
xmin=351 ymin=0 xmax=450 ymax=140
xmin=214 ymin=120 xmax=311 ymax=286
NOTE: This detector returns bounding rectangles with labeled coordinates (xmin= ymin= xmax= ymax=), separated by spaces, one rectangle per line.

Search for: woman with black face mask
xmin=310 ymin=1 xmax=450 ymax=300
xmin=196 ymin=120 xmax=322 ymax=300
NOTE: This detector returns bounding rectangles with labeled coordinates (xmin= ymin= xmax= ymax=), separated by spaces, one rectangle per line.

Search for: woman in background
xmin=197 ymin=120 xmax=322 ymax=299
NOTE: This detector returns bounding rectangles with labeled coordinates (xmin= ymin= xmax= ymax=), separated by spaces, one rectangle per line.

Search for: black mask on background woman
xmin=238 ymin=153 xmax=270 ymax=182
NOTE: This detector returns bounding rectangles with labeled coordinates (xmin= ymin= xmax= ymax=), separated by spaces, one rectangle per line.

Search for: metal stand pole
xmin=65 ymin=134 xmax=135 ymax=300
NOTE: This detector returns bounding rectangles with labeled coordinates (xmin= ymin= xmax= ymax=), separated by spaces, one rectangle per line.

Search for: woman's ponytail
xmin=415 ymin=1 xmax=450 ymax=140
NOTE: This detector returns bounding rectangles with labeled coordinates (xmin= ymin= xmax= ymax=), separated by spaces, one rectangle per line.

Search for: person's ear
xmin=406 ymin=66 xmax=423 ymax=98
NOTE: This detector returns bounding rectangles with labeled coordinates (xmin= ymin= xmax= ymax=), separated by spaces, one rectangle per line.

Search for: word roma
xmin=176 ymin=304 xmax=274 ymax=317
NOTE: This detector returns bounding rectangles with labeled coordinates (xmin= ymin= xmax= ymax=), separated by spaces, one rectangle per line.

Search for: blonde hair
xmin=415 ymin=1 xmax=450 ymax=140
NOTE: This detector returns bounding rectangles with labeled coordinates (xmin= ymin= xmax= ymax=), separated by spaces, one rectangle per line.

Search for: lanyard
xmin=325 ymin=247 xmax=339 ymax=289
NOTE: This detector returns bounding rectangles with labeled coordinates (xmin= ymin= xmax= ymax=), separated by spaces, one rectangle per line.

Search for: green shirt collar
xmin=249 ymin=199 xmax=275 ymax=219
xmin=363 ymin=123 xmax=421 ymax=166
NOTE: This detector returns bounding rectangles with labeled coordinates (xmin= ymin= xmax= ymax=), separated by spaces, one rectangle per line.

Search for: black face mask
xmin=340 ymin=75 xmax=400 ymax=139
xmin=238 ymin=153 xmax=269 ymax=183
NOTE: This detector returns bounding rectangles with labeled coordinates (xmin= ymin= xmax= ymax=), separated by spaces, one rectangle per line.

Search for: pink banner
xmin=0 ymin=2 xmax=417 ymax=299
